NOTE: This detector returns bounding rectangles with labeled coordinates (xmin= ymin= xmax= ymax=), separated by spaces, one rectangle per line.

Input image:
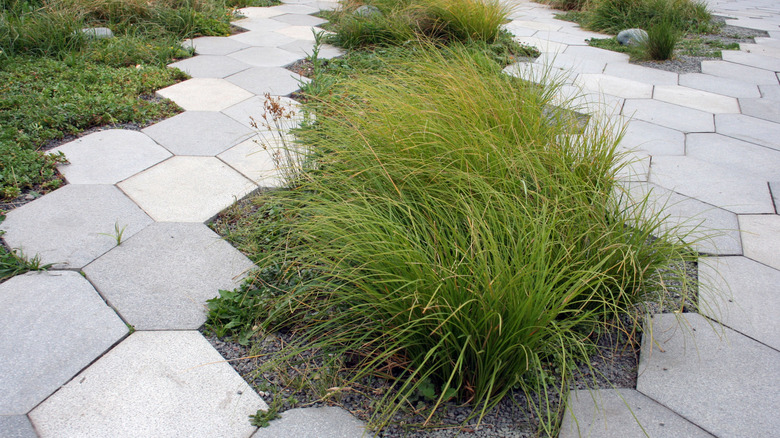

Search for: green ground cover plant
xmin=0 ymin=0 xmax=268 ymax=201
xmin=207 ymin=41 xmax=699 ymax=434
xmin=0 ymin=215 xmax=50 ymax=281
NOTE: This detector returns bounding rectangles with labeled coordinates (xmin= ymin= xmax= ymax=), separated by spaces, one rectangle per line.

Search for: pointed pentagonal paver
xmin=218 ymin=135 xmax=286 ymax=188
xmin=233 ymin=17 xmax=289 ymax=32
xmin=272 ymin=13 xmax=327 ymax=26
xmin=699 ymin=256 xmax=780 ymax=351
xmin=678 ymin=72 xmax=761 ymax=98
xmin=722 ymin=50 xmax=780 ymax=73
xmin=168 ymin=55 xmax=251 ymax=78
xmin=739 ymin=97 xmax=780 ymax=123
xmin=576 ymin=73 xmax=653 ymax=99
xmin=620 ymin=120 xmax=685 ymax=155
xmin=228 ymin=47 xmax=301 ymax=68
xmin=535 ymin=52 xmax=606 ymax=74
xmin=222 ymin=95 xmax=303 ymax=129
xmin=564 ymin=45 xmax=630 ymax=64
xmin=650 ymin=156 xmax=774 ymax=214
xmin=0 ymin=185 xmax=152 ymax=269
xmin=0 ymin=272 xmax=127 ymax=415
xmin=621 ymin=182 xmax=741 ymax=255
xmin=275 ymin=25 xmax=320 ymax=41
xmin=252 ymin=407 xmax=368 ymax=438
xmin=84 ymin=222 xmax=254 ymax=330
xmin=142 ymin=111 xmax=254 ymax=156
xmin=686 ymin=133 xmax=780 ymax=181
xmin=715 ymin=114 xmax=780 ymax=150
xmin=623 ymin=99 xmax=714 ymax=133
xmin=226 ymin=67 xmax=307 ymax=96
xmin=653 ymin=85 xmax=739 ymax=114
xmin=156 ymin=78 xmax=253 ymax=111
xmin=51 ymin=129 xmax=171 ymax=184
xmin=229 ymin=31 xmax=296 ymax=48
xmin=119 ymin=156 xmax=257 ymax=222
xmin=637 ymin=314 xmax=780 ymax=438
xmin=604 ymin=62 xmax=678 ymax=85
xmin=279 ymin=41 xmax=344 ymax=59
xmin=701 ymin=60 xmax=779 ymax=85
xmin=559 ymin=389 xmax=714 ymax=438
xmin=0 ymin=415 xmax=37 ymax=437
xmin=739 ymin=214 xmax=780 ymax=270
xmin=29 ymin=331 xmax=266 ymax=438
xmin=182 ymin=36 xmax=249 ymax=55
xmin=759 ymin=84 xmax=780 ymax=100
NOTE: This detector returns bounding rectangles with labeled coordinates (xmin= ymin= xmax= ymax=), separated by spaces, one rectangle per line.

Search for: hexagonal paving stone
xmin=118 ymin=156 xmax=257 ymax=222
xmin=182 ymin=36 xmax=249 ymax=55
xmin=168 ymin=55 xmax=251 ymax=78
xmin=535 ymin=52 xmax=606 ymax=75
xmin=272 ymin=13 xmax=327 ymax=26
xmin=252 ymin=407 xmax=368 ymax=438
xmin=564 ymin=45 xmax=630 ymax=64
xmin=699 ymin=256 xmax=780 ymax=351
xmin=604 ymin=62 xmax=678 ymax=85
xmin=678 ymin=72 xmax=761 ymax=98
xmin=275 ymin=25 xmax=320 ymax=41
xmin=232 ymin=17 xmax=289 ymax=32
xmin=84 ymin=222 xmax=254 ymax=330
xmin=715 ymin=114 xmax=780 ymax=150
xmin=156 ymin=78 xmax=253 ymax=111
xmin=559 ymin=389 xmax=714 ymax=438
xmin=0 ymin=272 xmax=127 ymax=415
xmin=653 ymin=85 xmax=740 ymax=114
xmin=620 ymin=120 xmax=685 ymax=155
xmin=222 ymin=95 xmax=303 ymax=130
xmin=739 ymin=214 xmax=780 ymax=270
xmin=623 ymin=99 xmax=714 ymax=133
xmin=279 ymin=41 xmax=344 ymax=59
xmin=739 ymin=97 xmax=780 ymax=123
xmin=637 ymin=313 xmax=780 ymax=438
xmin=218 ymin=134 xmax=289 ymax=188
xmin=650 ymin=156 xmax=774 ymax=214
xmin=0 ymin=185 xmax=152 ymax=269
xmin=0 ymin=415 xmax=37 ymax=437
xmin=721 ymin=50 xmax=780 ymax=73
xmin=142 ymin=111 xmax=254 ymax=156
xmin=228 ymin=31 xmax=295 ymax=48
xmin=228 ymin=47 xmax=301 ymax=68
xmin=621 ymin=182 xmax=742 ymax=255
xmin=29 ymin=331 xmax=266 ymax=438
xmin=51 ymin=129 xmax=171 ymax=184
xmin=686 ymin=133 xmax=780 ymax=181
xmin=575 ymin=74 xmax=653 ymax=99
xmin=226 ymin=67 xmax=307 ymax=96
xmin=701 ymin=60 xmax=779 ymax=85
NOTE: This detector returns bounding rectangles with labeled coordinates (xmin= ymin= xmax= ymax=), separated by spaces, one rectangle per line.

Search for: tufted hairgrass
xmin=580 ymin=0 xmax=712 ymax=34
xmin=225 ymin=44 xmax=699 ymax=433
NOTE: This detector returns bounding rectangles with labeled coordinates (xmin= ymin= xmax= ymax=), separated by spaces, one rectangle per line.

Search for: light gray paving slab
xmin=51 ymin=129 xmax=171 ymax=184
xmin=604 ymin=62 xmax=679 ymax=85
xmin=0 ymin=415 xmax=37 ymax=438
xmin=29 ymin=331 xmax=266 ymax=438
xmin=0 ymin=272 xmax=127 ymax=415
xmin=229 ymin=30 xmax=296 ymax=47
xmin=650 ymin=156 xmax=774 ymax=214
xmin=739 ymin=97 xmax=780 ymax=122
xmin=182 ymin=36 xmax=249 ymax=56
xmin=260 ymin=3 xmax=318 ymax=15
xmin=678 ymin=72 xmax=761 ymax=98
xmin=637 ymin=313 xmax=780 ymax=438
xmin=507 ymin=19 xmax=562 ymax=32
xmin=252 ymin=407 xmax=369 ymax=438
xmin=576 ymin=73 xmax=652 ymax=98
xmin=142 ymin=111 xmax=254 ymax=156
xmin=620 ymin=182 xmax=742 ymax=255
xmin=740 ymin=42 xmax=780 ymax=59
xmin=272 ymin=13 xmax=327 ymax=27
xmin=84 ymin=222 xmax=254 ymax=330
xmin=715 ymin=113 xmax=780 ymax=150
xmin=118 ymin=156 xmax=257 ymax=222
xmin=222 ymin=95 xmax=303 ymax=130
xmin=156 ymin=78 xmax=253 ymax=112
xmin=279 ymin=41 xmax=344 ymax=59
xmin=620 ymin=120 xmax=685 ymax=155
xmin=686 ymin=133 xmax=780 ymax=181
xmin=232 ymin=17 xmax=289 ymax=32
xmin=564 ymin=45 xmax=630 ymax=64
xmin=168 ymin=55 xmax=251 ymax=79
xmin=514 ymin=36 xmax=567 ymax=53
xmin=772 ymin=181 xmax=780 ymax=211
xmin=559 ymin=389 xmax=713 ymax=438
xmin=722 ymin=48 xmax=780 ymax=71
xmin=228 ymin=47 xmax=302 ymax=67
xmin=653 ymin=85 xmax=740 ymax=113
xmin=699 ymin=256 xmax=780 ymax=351
xmin=623 ymin=99 xmax=714 ymax=133
xmin=226 ymin=67 xmax=307 ymax=96
xmin=237 ymin=5 xmax=286 ymax=19
xmin=701 ymin=60 xmax=779 ymax=85
xmin=0 ymin=185 xmax=152 ymax=269
xmin=535 ymin=52 xmax=606 ymax=74
xmin=502 ymin=21 xmax=538 ymax=38
xmin=739 ymin=214 xmax=780 ymax=270
xmin=218 ymin=135 xmax=286 ymax=188
xmin=759 ymin=84 xmax=780 ymax=99
xmin=532 ymin=30 xmax=589 ymax=46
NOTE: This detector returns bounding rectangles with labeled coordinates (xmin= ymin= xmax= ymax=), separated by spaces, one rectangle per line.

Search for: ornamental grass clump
xmin=238 ymin=45 xmax=697 ymax=433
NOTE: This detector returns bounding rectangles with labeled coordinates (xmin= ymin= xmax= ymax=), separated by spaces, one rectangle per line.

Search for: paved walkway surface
xmin=0 ymin=0 xmax=777 ymax=436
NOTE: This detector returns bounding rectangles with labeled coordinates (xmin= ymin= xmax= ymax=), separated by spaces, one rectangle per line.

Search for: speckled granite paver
xmin=142 ymin=111 xmax=254 ymax=156
xmin=252 ymin=407 xmax=369 ymax=438
xmin=0 ymin=415 xmax=37 ymax=438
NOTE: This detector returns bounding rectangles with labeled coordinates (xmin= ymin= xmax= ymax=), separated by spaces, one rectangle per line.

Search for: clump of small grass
xmin=212 ymin=44 xmax=699 ymax=434
xmin=642 ymin=19 xmax=679 ymax=60
xmin=0 ymin=216 xmax=51 ymax=281
xmin=582 ymin=0 xmax=712 ymax=34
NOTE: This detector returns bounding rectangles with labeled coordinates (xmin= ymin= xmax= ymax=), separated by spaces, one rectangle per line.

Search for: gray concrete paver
xmin=233 ymin=16 xmax=289 ymax=32
xmin=51 ymin=129 xmax=171 ymax=184
xmin=272 ymin=13 xmax=327 ymax=27
xmin=559 ymin=389 xmax=714 ymax=438
xmin=637 ymin=313 xmax=780 ymax=438
xmin=228 ymin=46 xmax=302 ymax=67
xmin=226 ymin=67 xmax=307 ymax=96
xmin=686 ymin=132 xmax=780 ymax=181
xmin=252 ymin=407 xmax=369 ymax=438
xmin=715 ymin=113 xmax=780 ymax=150
xmin=623 ymin=99 xmax=714 ymax=133
xmin=0 ymin=272 xmax=127 ymax=415
xmin=604 ymin=62 xmax=679 ymax=85
xmin=229 ymin=30 xmax=296 ymax=47
xmin=222 ymin=95 xmax=303 ymax=130
xmin=142 ymin=111 xmax=255 ymax=156
xmin=620 ymin=120 xmax=685 ymax=155
xmin=738 ymin=96 xmax=780 ymax=122
xmin=678 ymin=72 xmax=761 ymax=98
xmin=182 ymin=36 xmax=249 ymax=55
xmin=0 ymin=184 xmax=152 ymax=269
xmin=156 ymin=78 xmax=254 ymax=111
xmin=84 ymin=222 xmax=254 ymax=330
xmin=168 ymin=55 xmax=252 ymax=78
xmin=29 ymin=331 xmax=266 ymax=438
xmin=701 ymin=59 xmax=780 ymax=85
xmin=739 ymin=214 xmax=780 ymax=270
xmin=0 ymin=415 xmax=37 ymax=438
